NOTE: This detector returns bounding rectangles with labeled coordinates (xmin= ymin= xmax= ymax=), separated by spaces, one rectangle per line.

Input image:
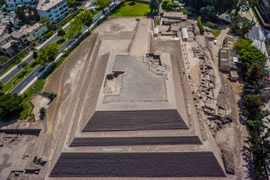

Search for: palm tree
xmin=243 ymin=80 xmax=270 ymax=103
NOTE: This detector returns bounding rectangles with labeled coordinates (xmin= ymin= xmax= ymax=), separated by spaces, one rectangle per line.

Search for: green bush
xmin=197 ymin=16 xmax=205 ymax=33
xmin=180 ymin=8 xmax=189 ymax=15
xmin=21 ymin=62 xmax=28 ymax=67
xmin=205 ymin=21 xmax=216 ymax=29
xmin=162 ymin=0 xmax=174 ymax=11
xmin=42 ymin=31 xmax=53 ymax=39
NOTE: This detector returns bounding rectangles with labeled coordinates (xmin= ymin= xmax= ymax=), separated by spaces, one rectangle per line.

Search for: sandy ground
xmin=206 ymin=28 xmax=251 ymax=179
xmin=39 ymin=18 xmax=150 ymax=179
xmin=31 ymin=94 xmax=50 ymax=121
xmin=0 ymin=133 xmax=39 ymax=179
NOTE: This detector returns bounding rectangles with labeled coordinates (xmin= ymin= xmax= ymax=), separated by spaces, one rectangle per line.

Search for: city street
xmin=0 ymin=24 xmax=69 ymax=84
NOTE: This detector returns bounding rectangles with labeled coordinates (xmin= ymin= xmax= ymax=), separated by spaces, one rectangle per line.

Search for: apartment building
xmin=5 ymin=0 xmax=38 ymax=11
xmin=20 ymin=23 xmax=48 ymax=41
xmin=260 ymin=0 xmax=270 ymax=23
xmin=0 ymin=31 xmax=30 ymax=57
xmin=37 ymin=0 xmax=69 ymax=23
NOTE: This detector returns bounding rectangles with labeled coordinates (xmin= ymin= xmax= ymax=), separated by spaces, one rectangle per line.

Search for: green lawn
xmin=111 ymin=1 xmax=151 ymax=17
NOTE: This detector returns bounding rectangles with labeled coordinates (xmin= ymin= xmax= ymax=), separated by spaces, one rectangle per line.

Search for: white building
xmin=37 ymin=0 xmax=69 ymax=23
xmin=5 ymin=0 xmax=38 ymax=11
xmin=20 ymin=23 xmax=48 ymax=41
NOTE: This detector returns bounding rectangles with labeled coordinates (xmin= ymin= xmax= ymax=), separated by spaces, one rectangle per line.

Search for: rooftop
xmin=37 ymin=0 xmax=64 ymax=11
xmin=20 ymin=23 xmax=42 ymax=34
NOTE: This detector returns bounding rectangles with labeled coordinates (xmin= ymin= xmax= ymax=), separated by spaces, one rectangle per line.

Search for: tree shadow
xmin=241 ymin=145 xmax=256 ymax=179
xmin=128 ymin=1 xmax=136 ymax=6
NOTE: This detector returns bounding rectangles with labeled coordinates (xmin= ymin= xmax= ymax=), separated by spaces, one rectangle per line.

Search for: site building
xmin=5 ymin=0 xmax=38 ymax=10
xmin=20 ymin=23 xmax=48 ymax=41
xmin=0 ymin=30 xmax=30 ymax=57
xmin=37 ymin=0 xmax=69 ymax=23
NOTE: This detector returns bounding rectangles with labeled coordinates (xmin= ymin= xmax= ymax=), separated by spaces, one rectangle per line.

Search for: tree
xmin=162 ymin=0 xmax=174 ymax=11
xmin=40 ymin=107 xmax=46 ymax=116
xmin=57 ymin=28 xmax=66 ymax=36
xmin=238 ymin=45 xmax=266 ymax=72
xmin=0 ymin=93 xmax=23 ymax=121
xmin=48 ymin=93 xmax=56 ymax=102
xmin=185 ymin=0 xmax=238 ymax=18
xmin=244 ymin=80 xmax=270 ymax=103
xmin=33 ymin=51 xmax=38 ymax=59
xmin=66 ymin=17 xmax=84 ymax=39
xmin=96 ymin=0 xmax=110 ymax=14
xmin=199 ymin=5 xmax=216 ymax=19
xmin=234 ymin=38 xmax=253 ymax=51
xmin=40 ymin=17 xmax=49 ymax=25
xmin=16 ymin=5 xmax=39 ymax=25
xmin=36 ymin=44 xmax=58 ymax=66
xmin=21 ymin=62 xmax=28 ymax=68
xmin=66 ymin=0 xmax=76 ymax=7
xmin=66 ymin=10 xmax=93 ymax=39
xmin=150 ymin=0 xmax=160 ymax=13
xmin=230 ymin=16 xmax=253 ymax=37
xmin=234 ymin=0 xmax=257 ymax=17
xmin=78 ymin=10 xmax=93 ymax=26
xmin=242 ymin=95 xmax=263 ymax=120
xmin=0 ymin=55 xmax=8 ymax=65
xmin=0 ymin=81 xmax=3 ymax=91
xmin=40 ymin=17 xmax=53 ymax=30
xmin=247 ymin=63 xmax=265 ymax=81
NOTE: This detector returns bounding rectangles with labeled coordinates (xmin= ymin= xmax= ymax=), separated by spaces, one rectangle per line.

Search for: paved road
xmin=11 ymin=66 xmax=43 ymax=94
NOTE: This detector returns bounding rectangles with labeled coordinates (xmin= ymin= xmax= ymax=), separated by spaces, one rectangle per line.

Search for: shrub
xmin=180 ymin=8 xmax=188 ymax=15
xmin=205 ymin=21 xmax=216 ymax=29
xmin=197 ymin=16 xmax=205 ymax=33
xmin=57 ymin=28 xmax=66 ymax=36
xmin=162 ymin=0 xmax=174 ymax=11
xmin=39 ymin=107 xmax=46 ymax=116
xmin=21 ymin=62 xmax=28 ymax=67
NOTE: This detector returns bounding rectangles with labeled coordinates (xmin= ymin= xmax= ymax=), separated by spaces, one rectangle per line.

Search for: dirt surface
xmin=206 ymin=29 xmax=251 ymax=179
xmin=31 ymin=94 xmax=50 ymax=121
xmin=39 ymin=33 xmax=100 ymax=178
xmin=0 ymin=133 xmax=39 ymax=179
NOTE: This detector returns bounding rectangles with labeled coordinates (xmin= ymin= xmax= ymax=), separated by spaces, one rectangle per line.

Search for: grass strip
xmin=3 ymin=61 xmax=39 ymax=93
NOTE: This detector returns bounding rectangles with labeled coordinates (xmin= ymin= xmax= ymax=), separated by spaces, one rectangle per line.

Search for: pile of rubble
xmin=193 ymin=48 xmax=233 ymax=134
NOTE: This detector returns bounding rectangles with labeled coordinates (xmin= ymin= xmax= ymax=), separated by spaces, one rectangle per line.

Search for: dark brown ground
xmin=83 ymin=110 xmax=188 ymax=132
xmin=50 ymin=152 xmax=226 ymax=177
xmin=70 ymin=136 xmax=202 ymax=147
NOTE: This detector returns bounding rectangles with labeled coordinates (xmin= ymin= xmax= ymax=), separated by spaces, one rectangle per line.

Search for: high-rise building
xmin=37 ymin=0 xmax=69 ymax=23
